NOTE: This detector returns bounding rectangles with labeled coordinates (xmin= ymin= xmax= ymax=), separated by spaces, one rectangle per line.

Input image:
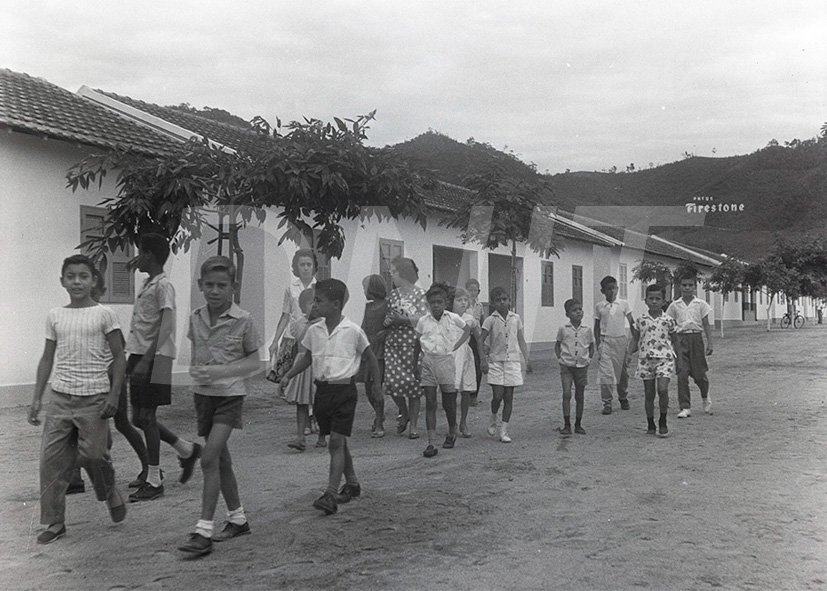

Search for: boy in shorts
xmin=480 ymin=287 xmax=531 ymax=443
xmin=555 ymin=299 xmax=595 ymax=436
xmin=178 ymin=256 xmax=266 ymax=558
xmin=127 ymin=233 xmax=200 ymax=502
xmin=280 ymin=279 xmax=380 ymax=516
xmin=28 ymin=254 xmax=127 ymax=544
xmin=414 ymin=283 xmax=471 ymax=457
xmin=632 ymin=284 xmax=678 ymax=438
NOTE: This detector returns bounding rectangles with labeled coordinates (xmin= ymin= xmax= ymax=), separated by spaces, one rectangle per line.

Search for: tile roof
xmin=96 ymin=90 xmax=272 ymax=154
xmin=0 ymin=69 xmax=175 ymax=156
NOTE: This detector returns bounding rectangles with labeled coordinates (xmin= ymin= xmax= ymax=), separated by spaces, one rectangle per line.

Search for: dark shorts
xmin=560 ymin=364 xmax=589 ymax=388
xmin=194 ymin=393 xmax=244 ymax=437
xmin=313 ymin=382 xmax=358 ymax=437
xmin=127 ymin=354 xmax=172 ymax=408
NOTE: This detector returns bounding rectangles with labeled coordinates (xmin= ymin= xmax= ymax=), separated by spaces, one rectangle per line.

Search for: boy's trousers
xmin=675 ymin=332 xmax=709 ymax=410
xmin=598 ymin=335 xmax=630 ymax=405
xmin=40 ymin=390 xmax=116 ymax=524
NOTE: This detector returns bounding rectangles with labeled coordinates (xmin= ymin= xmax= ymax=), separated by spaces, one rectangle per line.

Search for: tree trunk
xmin=510 ymin=239 xmax=518 ymax=311
xmin=766 ymin=293 xmax=774 ymax=331
xmin=229 ymin=218 xmax=244 ymax=304
xmin=720 ymin=291 xmax=726 ymax=338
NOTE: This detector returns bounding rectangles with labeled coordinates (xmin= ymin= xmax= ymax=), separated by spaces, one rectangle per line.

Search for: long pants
xmin=599 ymin=336 xmax=630 ymax=406
xmin=40 ymin=390 xmax=116 ymax=525
xmin=675 ymin=333 xmax=709 ymax=410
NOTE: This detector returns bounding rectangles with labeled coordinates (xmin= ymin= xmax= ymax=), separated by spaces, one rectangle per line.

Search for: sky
xmin=3 ymin=1 xmax=825 ymax=173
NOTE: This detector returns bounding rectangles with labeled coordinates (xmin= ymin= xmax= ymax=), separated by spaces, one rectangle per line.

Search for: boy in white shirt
xmin=594 ymin=276 xmax=634 ymax=415
xmin=415 ymin=284 xmax=471 ymax=457
xmin=666 ymin=272 xmax=714 ymax=417
xmin=555 ymin=299 xmax=595 ymax=436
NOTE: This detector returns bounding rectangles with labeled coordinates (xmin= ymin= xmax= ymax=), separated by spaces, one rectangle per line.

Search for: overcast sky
xmin=3 ymin=1 xmax=825 ymax=173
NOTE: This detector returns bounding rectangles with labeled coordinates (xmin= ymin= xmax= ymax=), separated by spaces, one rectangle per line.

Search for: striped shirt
xmin=46 ymin=305 xmax=121 ymax=396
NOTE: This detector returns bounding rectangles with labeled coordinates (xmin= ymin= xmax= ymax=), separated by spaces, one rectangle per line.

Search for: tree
xmin=67 ymin=112 xmax=433 ymax=301
xmin=706 ymin=257 xmax=745 ymax=336
xmin=631 ymin=260 xmax=673 ymax=296
xmin=743 ymin=256 xmax=796 ymax=331
xmin=444 ymin=167 xmax=557 ymax=307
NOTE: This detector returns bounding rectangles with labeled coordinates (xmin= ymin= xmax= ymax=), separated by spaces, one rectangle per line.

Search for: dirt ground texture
xmin=1 ymin=324 xmax=826 ymax=591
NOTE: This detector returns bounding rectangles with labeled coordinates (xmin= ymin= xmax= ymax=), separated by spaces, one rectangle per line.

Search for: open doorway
xmin=488 ymin=253 xmax=523 ymax=316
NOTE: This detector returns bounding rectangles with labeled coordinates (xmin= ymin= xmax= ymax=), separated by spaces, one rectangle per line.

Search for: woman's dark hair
xmin=292 ymin=249 xmax=318 ymax=277
xmin=363 ymin=274 xmax=387 ymax=301
xmin=391 ymin=256 xmax=419 ymax=285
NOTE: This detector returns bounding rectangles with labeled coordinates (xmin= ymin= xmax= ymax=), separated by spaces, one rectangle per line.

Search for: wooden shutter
xmin=79 ymin=206 xmax=134 ymax=304
xmin=541 ymin=261 xmax=554 ymax=307
xmin=379 ymin=239 xmax=404 ymax=293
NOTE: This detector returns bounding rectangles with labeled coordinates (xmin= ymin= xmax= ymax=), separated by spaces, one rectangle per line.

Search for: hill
xmin=392 ymin=131 xmax=827 ymax=260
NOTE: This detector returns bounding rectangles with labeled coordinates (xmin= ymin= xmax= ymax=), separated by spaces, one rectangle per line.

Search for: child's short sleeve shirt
xmin=188 ymin=303 xmax=264 ymax=397
xmin=556 ymin=323 xmax=594 ymax=368
xmin=666 ymin=297 xmax=712 ymax=333
xmin=635 ymin=312 xmax=677 ymax=359
xmin=594 ymin=299 xmax=632 ymax=337
xmin=126 ymin=273 xmax=177 ymax=358
xmin=482 ymin=310 xmax=524 ymax=362
xmin=415 ymin=311 xmax=466 ymax=356
xmin=47 ymin=304 xmax=120 ymax=396
xmin=301 ymin=316 xmax=370 ymax=382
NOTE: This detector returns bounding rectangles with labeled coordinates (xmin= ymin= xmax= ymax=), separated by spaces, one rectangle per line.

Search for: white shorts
xmin=487 ymin=361 xmax=523 ymax=387
xmin=421 ymin=353 xmax=456 ymax=388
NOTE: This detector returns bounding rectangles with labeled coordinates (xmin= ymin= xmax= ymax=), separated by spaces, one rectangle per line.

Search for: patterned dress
xmin=383 ymin=286 xmax=428 ymax=398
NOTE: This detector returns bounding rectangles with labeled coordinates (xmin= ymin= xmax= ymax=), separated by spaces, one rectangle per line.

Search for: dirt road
xmin=2 ymin=324 xmax=826 ymax=590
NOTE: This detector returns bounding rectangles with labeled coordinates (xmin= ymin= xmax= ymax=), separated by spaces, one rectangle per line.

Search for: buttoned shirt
xmin=594 ymin=298 xmax=632 ymax=337
xmin=666 ymin=297 xmax=712 ymax=333
xmin=556 ymin=322 xmax=594 ymax=368
xmin=188 ymin=303 xmax=264 ymax=397
xmin=415 ymin=311 xmax=466 ymax=356
xmin=301 ymin=316 xmax=370 ymax=382
xmin=635 ymin=312 xmax=677 ymax=359
xmin=126 ymin=273 xmax=177 ymax=358
xmin=482 ymin=310 xmax=524 ymax=362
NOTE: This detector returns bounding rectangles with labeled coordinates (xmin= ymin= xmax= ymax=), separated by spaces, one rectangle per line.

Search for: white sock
xmin=147 ymin=465 xmax=162 ymax=487
xmin=173 ymin=438 xmax=194 ymax=458
xmin=195 ymin=519 xmax=214 ymax=538
xmin=227 ymin=506 xmax=247 ymax=526
xmin=490 ymin=413 xmax=498 ymax=425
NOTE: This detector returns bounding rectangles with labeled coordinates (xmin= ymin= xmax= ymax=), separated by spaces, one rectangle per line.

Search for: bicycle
xmin=780 ymin=311 xmax=805 ymax=329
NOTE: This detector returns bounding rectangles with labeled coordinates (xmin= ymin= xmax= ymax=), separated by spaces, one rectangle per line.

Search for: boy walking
xmin=481 ymin=287 xmax=531 ymax=443
xmin=280 ymin=279 xmax=381 ymax=515
xmin=127 ymin=233 xmax=200 ymax=502
xmin=666 ymin=272 xmax=714 ymax=417
xmin=178 ymin=256 xmax=266 ymax=558
xmin=633 ymin=284 xmax=679 ymax=437
xmin=415 ymin=283 xmax=471 ymax=457
xmin=555 ymin=299 xmax=595 ymax=436
xmin=28 ymin=255 xmax=128 ymax=544
xmin=594 ymin=276 xmax=634 ymax=414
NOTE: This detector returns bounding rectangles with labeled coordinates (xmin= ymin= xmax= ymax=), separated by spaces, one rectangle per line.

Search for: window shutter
xmin=79 ymin=206 xmax=134 ymax=304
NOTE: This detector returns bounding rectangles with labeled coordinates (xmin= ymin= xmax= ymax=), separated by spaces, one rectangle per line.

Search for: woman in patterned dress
xmin=383 ymin=257 xmax=428 ymax=438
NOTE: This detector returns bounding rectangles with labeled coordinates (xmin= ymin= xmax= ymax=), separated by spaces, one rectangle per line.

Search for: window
xmin=80 ymin=206 xmax=134 ymax=303
xmin=759 ymin=290 xmax=763 ymax=305
xmin=705 ymin=289 xmax=710 ymax=303
xmin=541 ymin=261 xmax=554 ymax=307
xmin=379 ymin=239 xmax=404 ymax=293
xmin=734 ymin=290 xmax=739 ymax=303
xmin=618 ymin=263 xmax=628 ymax=299
xmin=572 ymin=265 xmax=583 ymax=303
xmin=723 ymin=293 xmax=728 ymax=302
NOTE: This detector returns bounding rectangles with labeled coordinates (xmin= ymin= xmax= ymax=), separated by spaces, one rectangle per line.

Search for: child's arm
xmin=479 ymin=328 xmax=490 ymax=356
xmin=279 ymin=346 xmax=313 ymax=391
xmin=133 ymin=307 xmax=175 ymax=382
xmin=100 ymin=329 xmax=126 ymax=419
xmin=517 ymin=328 xmax=532 ymax=373
xmin=702 ymin=315 xmax=714 ymax=355
xmin=190 ymin=351 xmax=266 ymax=384
xmin=593 ymin=318 xmax=602 ymax=349
xmin=452 ymin=324 xmax=472 ymax=352
xmin=588 ymin=341 xmax=595 ymax=360
xmin=412 ymin=337 xmax=422 ymax=381
xmin=554 ymin=339 xmax=562 ymax=362
xmin=28 ymin=339 xmax=56 ymax=426
xmin=269 ymin=312 xmax=290 ymax=357
xmin=362 ymin=346 xmax=382 ymax=400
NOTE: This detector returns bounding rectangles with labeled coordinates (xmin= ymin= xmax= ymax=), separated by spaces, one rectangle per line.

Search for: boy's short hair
xmin=600 ymin=276 xmax=618 ymax=291
xmin=489 ymin=286 xmax=508 ymax=301
xmin=564 ymin=298 xmax=581 ymax=315
xmin=139 ymin=233 xmax=171 ymax=265
xmin=464 ymin=278 xmax=480 ymax=290
xmin=61 ymin=254 xmax=96 ymax=276
xmin=454 ymin=287 xmax=470 ymax=300
xmin=298 ymin=287 xmax=315 ymax=312
xmin=291 ymin=249 xmax=318 ymax=277
xmin=425 ymin=283 xmax=449 ymax=301
xmin=646 ymin=284 xmax=665 ymax=298
xmin=315 ymin=278 xmax=348 ymax=307
xmin=677 ymin=271 xmax=698 ymax=283
xmin=200 ymin=255 xmax=236 ymax=282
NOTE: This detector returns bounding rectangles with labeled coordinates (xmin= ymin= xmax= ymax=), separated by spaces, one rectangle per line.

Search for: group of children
xmin=554 ymin=274 xmax=714 ymax=438
xmin=29 ymin=236 xmax=713 ymax=558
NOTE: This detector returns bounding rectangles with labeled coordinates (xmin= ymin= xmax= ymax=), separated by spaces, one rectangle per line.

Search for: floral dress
xmin=383 ymin=286 xmax=428 ymax=398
